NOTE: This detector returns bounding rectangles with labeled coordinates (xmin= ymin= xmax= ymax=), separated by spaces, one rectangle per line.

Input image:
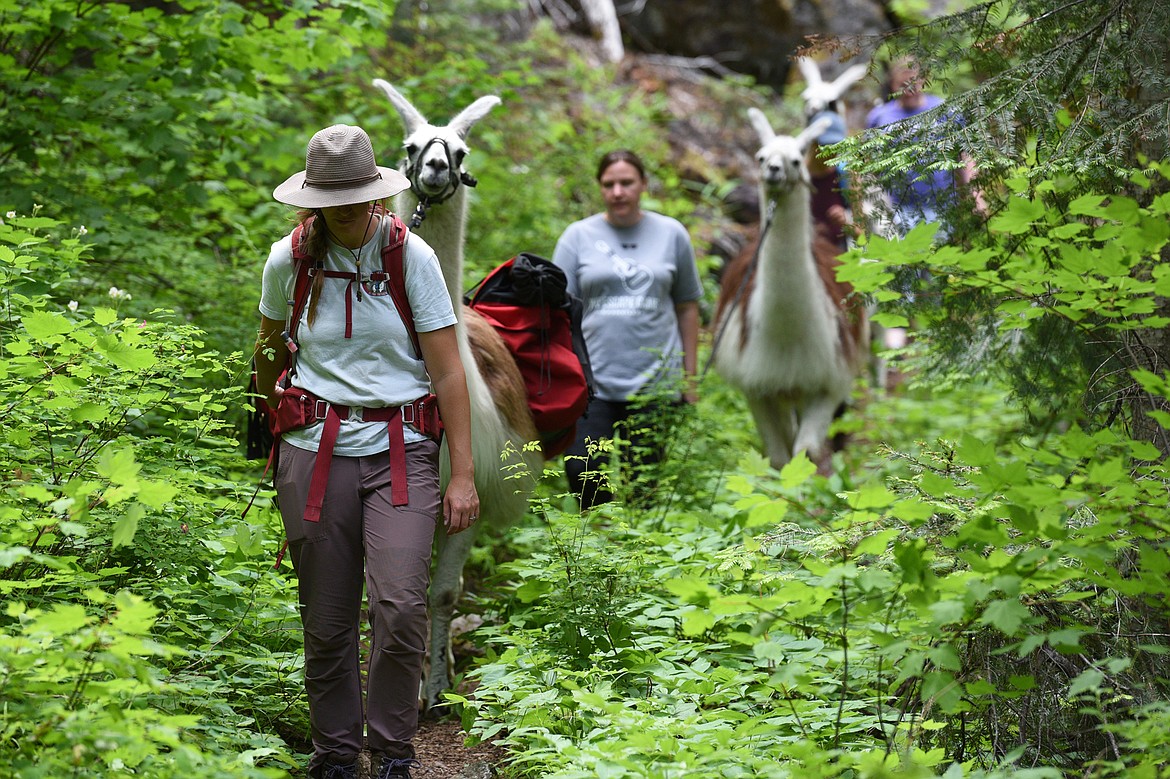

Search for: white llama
xmin=796 ymin=56 xmax=867 ymax=117
xmin=372 ymin=79 xmax=543 ymax=709
xmin=713 ymin=111 xmax=869 ymax=470
xmin=796 ymin=56 xmax=897 ymax=385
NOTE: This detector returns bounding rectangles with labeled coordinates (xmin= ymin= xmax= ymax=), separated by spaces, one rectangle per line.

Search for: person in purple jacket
xmin=866 ymin=58 xmax=983 ymax=237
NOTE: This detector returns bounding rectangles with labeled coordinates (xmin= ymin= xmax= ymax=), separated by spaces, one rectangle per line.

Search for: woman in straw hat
xmin=255 ymin=124 xmax=478 ymax=779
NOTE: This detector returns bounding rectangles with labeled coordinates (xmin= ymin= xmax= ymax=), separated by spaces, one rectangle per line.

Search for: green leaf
xmin=846 ymin=483 xmax=897 ymax=509
xmin=746 ymin=499 xmax=789 ymax=527
xmin=921 ymin=670 xmax=963 ymax=711
xmin=137 ymin=479 xmax=178 ymax=509
xmin=19 ymin=483 xmax=56 ymax=502
xmin=1067 ymin=668 xmax=1105 ymax=698
xmin=111 ymin=589 xmax=159 ymax=635
xmin=681 ymin=607 xmax=716 ymax=636
xmin=929 ymin=598 xmax=967 ymax=625
xmin=872 ymin=312 xmax=910 ymax=328
xmin=1131 ymin=369 xmax=1170 ymax=397
xmin=956 ymin=432 xmax=996 ymax=466
xmin=96 ymin=337 xmax=157 ymax=371
xmin=928 ymin=642 xmax=961 ymax=671
xmin=23 ymin=310 xmax=75 ymax=340
xmin=112 ymin=503 xmax=145 ymax=548
xmin=96 ymin=447 xmax=141 ymax=486
xmin=979 ymin=598 xmax=1031 ymax=635
xmin=990 ymin=197 xmax=1046 ymax=234
xmin=29 ymin=603 xmax=92 ymax=635
xmin=1067 ymin=194 xmax=1110 ymax=218
xmin=665 ymin=576 xmax=717 ymax=605
xmin=854 ymin=528 xmax=899 ymax=556
xmin=779 ymin=453 xmax=816 ymax=489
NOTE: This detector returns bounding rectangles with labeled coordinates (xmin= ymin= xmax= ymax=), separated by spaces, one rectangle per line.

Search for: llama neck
xmin=754 ymin=186 xmax=828 ymax=332
xmin=394 ymin=187 xmax=468 ymax=310
xmin=758 ymin=188 xmax=815 ymax=285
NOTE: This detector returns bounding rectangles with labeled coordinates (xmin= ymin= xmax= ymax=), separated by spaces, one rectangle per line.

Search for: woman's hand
xmin=442 ymin=473 xmax=479 ymax=535
xmin=267 ymin=381 xmax=285 ymax=411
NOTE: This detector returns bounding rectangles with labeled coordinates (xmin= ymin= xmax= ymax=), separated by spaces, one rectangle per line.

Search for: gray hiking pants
xmin=275 ymin=439 xmax=441 ymax=773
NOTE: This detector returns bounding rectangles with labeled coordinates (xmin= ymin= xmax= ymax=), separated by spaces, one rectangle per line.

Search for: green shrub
xmin=0 ymin=213 xmax=297 ymax=775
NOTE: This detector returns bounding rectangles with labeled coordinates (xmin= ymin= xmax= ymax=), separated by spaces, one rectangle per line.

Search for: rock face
xmin=616 ymin=0 xmax=890 ymax=89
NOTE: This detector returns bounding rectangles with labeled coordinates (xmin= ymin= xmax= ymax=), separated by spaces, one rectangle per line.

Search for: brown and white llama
xmin=371 ymin=79 xmax=544 ymax=709
xmin=712 ymin=110 xmax=869 ymax=470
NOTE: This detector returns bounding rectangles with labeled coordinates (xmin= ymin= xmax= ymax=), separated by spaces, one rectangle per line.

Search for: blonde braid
xmin=295 ymin=209 xmax=330 ymax=328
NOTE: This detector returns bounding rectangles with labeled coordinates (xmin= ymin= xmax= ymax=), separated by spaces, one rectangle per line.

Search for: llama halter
xmin=402 ymin=137 xmax=480 ymax=229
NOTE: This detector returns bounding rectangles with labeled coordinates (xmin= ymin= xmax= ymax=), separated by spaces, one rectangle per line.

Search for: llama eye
xmin=453 ymin=150 xmax=467 ymax=166
xmin=404 ymin=143 xmax=419 ymax=157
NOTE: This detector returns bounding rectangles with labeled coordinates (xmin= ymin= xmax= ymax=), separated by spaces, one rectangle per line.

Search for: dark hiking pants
xmin=276 ymin=440 xmax=440 ymax=775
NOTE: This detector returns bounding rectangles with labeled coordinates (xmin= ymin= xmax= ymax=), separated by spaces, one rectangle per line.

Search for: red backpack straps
xmin=379 ymin=213 xmax=421 ymax=359
xmin=287 ymin=218 xmax=318 ymax=344
xmin=289 ymin=211 xmax=419 ymax=357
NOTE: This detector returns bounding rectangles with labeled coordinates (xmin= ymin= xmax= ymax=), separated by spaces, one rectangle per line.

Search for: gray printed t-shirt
xmin=552 ymin=211 xmax=702 ymax=401
xmin=259 ymin=216 xmax=457 ymax=456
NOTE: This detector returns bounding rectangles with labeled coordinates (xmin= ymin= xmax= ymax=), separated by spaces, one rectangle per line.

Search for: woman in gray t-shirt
xmin=552 ymin=149 xmax=703 ymax=510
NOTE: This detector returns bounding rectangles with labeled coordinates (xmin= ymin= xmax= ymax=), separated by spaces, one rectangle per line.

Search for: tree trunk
xmin=579 ymin=0 xmax=624 ymax=62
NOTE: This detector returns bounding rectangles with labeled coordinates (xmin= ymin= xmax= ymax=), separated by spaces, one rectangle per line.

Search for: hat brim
xmin=273 ymin=166 xmax=411 ymax=208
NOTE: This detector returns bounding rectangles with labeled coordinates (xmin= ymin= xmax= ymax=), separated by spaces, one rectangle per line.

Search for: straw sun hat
xmin=273 ymin=124 xmax=410 ymax=208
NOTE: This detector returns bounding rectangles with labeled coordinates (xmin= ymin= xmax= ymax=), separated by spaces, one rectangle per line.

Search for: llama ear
xmin=796 ymin=57 xmax=823 ymax=87
xmin=372 ymin=79 xmax=427 ymax=135
xmin=748 ymin=108 xmax=776 ymax=145
xmin=796 ymin=115 xmax=833 ymax=150
xmin=828 ymin=63 xmax=868 ymax=98
xmin=449 ymin=96 xmax=502 ymax=140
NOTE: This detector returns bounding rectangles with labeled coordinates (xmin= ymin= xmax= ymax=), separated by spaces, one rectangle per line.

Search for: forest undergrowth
xmin=453 ymin=354 xmax=1170 ymax=778
xmin=3 ymin=0 xmax=1170 ymax=776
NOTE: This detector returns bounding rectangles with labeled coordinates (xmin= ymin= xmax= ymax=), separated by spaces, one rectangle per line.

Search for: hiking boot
xmin=320 ymin=762 xmax=359 ymax=779
xmin=376 ymin=757 xmax=422 ymax=779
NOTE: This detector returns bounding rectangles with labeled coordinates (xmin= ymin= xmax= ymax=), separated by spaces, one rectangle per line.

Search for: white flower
xmin=78 ymin=225 xmax=88 ymax=236
xmin=5 ymin=211 xmax=14 ymax=219
xmin=68 ymin=300 xmax=78 ymax=312
xmin=109 ymin=286 xmax=121 ymax=298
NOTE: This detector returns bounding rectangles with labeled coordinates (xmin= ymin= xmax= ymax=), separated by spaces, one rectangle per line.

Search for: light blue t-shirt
xmin=259 ymin=216 xmax=457 ymax=456
xmin=552 ymin=211 xmax=702 ymax=401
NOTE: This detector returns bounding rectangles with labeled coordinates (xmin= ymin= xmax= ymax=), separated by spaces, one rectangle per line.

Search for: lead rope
xmin=702 ymin=199 xmax=776 ymax=379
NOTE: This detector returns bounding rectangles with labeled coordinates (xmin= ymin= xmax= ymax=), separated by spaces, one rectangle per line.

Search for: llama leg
xmin=792 ymin=395 xmax=841 ymax=467
xmin=745 ymin=394 xmax=796 ymax=470
xmin=424 ymin=523 xmax=479 ymax=712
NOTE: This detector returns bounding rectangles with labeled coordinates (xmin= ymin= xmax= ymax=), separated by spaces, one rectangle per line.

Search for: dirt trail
xmin=411 ymin=717 xmax=507 ymax=779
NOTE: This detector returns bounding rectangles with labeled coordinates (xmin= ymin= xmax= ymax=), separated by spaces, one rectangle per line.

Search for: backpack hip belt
xmin=281 ymin=388 xmax=442 ymax=521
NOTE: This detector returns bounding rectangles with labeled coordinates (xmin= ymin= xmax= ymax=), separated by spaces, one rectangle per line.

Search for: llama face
xmin=748 ymin=109 xmax=832 ymax=194
xmin=756 ymin=136 xmax=810 ymax=192
xmin=796 ymin=57 xmax=868 ymax=117
xmin=372 ymin=79 xmax=501 ymax=203
xmin=402 ymin=129 xmax=470 ymax=199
